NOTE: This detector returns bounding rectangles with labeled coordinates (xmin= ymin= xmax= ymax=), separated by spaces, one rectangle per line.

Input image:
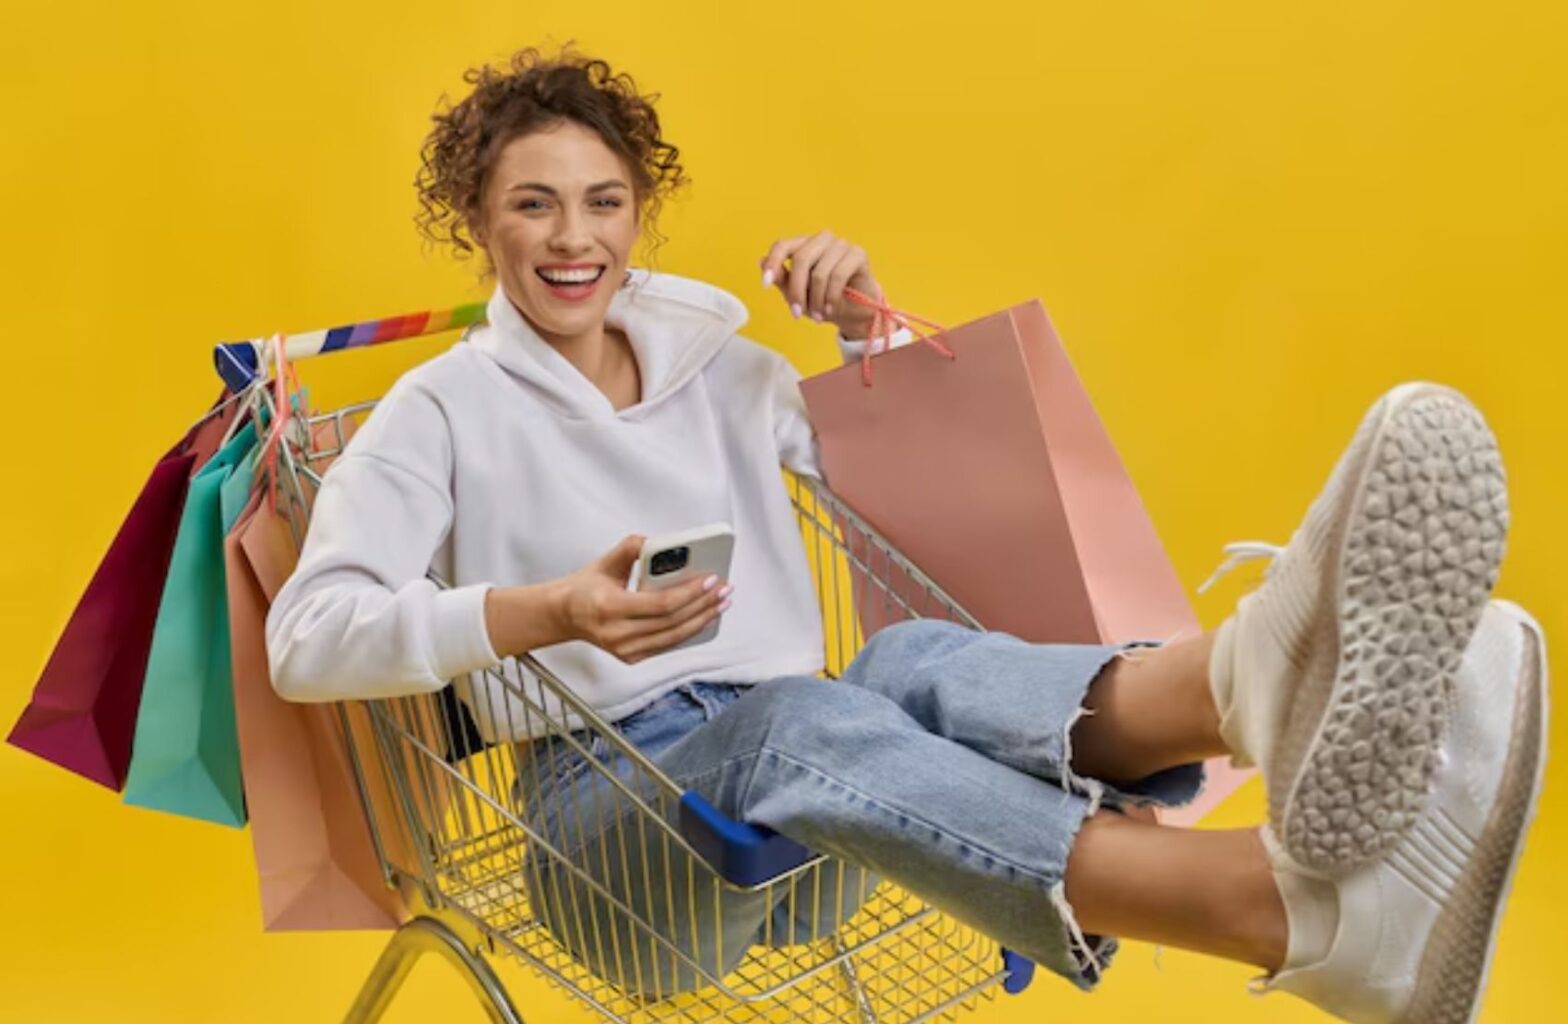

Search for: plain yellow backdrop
xmin=1 ymin=2 xmax=1563 ymax=1021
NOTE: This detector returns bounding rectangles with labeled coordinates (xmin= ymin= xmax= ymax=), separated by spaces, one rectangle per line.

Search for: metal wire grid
xmin=271 ymin=399 xmax=1006 ymax=1024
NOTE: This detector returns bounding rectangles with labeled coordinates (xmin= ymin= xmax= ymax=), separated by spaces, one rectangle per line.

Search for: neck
xmin=540 ymin=320 xmax=612 ymax=380
xmin=505 ymin=290 xmax=610 ymax=378
xmin=525 ymin=308 xmax=639 ymax=408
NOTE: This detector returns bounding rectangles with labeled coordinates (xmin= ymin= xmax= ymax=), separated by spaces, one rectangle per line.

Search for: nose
xmin=548 ymin=205 xmax=593 ymax=255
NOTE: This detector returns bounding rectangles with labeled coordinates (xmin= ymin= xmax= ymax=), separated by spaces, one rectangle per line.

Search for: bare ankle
xmin=1068 ymin=658 xmax=1145 ymax=783
xmin=1239 ymin=830 xmax=1289 ymax=973
xmin=1068 ymin=636 xmax=1228 ymax=785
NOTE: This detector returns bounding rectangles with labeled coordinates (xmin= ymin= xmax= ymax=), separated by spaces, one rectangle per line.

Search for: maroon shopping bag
xmin=801 ymin=297 xmax=1249 ymax=823
xmin=8 ymin=396 xmax=236 ymax=790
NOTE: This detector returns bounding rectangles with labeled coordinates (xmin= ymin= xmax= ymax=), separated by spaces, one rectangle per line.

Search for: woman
xmin=266 ymin=47 xmax=1547 ymax=1023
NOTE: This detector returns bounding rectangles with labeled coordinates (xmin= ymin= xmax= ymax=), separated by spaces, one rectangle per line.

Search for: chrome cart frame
xmin=227 ymin=321 xmax=1035 ymax=1024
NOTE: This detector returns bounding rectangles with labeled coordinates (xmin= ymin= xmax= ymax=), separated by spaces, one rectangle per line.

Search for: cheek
xmin=609 ymin=216 xmax=640 ymax=256
xmin=492 ymin=224 xmax=543 ymax=273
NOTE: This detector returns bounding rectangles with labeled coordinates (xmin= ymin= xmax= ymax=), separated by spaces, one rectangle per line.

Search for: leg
xmin=1069 ymin=388 xmax=1535 ymax=1021
xmin=1064 ymin=814 xmax=1286 ymax=972
xmin=1069 ymin=632 xmax=1227 ymax=785
xmin=668 ymin=677 xmax=1194 ymax=988
xmin=837 ymin=619 xmax=1210 ymax=807
xmin=525 ymin=675 xmax=1292 ymax=992
xmin=518 ymin=688 xmax=774 ymax=999
xmin=517 ymin=684 xmax=876 ymax=999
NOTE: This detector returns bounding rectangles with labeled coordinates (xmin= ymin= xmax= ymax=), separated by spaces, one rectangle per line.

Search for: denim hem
xmin=1048 ymin=797 xmax=1121 ymax=991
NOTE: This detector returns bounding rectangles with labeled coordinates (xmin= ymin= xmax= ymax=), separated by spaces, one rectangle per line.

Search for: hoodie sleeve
xmin=771 ymin=327 xmax=915 ymax=480
xmin=835 ymin=326 xmax=914 ymax=364
xmin=265 ymin=383 xmax=500 ymax=702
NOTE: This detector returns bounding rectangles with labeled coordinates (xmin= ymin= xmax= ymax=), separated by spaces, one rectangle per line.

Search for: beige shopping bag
xmin=227 ymin=491 xmax=405 ymax=929
xmin=227 ymin=413 xmax=462 ymax=928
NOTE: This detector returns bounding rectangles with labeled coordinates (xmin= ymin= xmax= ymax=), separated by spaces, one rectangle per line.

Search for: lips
xmin=535 ymin=265 xmax=606 ymax=302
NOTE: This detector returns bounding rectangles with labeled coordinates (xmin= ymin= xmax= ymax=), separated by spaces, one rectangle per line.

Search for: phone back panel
xmin=637 ymin=532 xmax=735 ymax=650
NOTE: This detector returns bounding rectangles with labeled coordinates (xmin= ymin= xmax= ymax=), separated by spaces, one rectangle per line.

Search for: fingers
xmin=760 ymin=230 xmax=860 ymax=321
xmin=619 ymin=592 xmax=733 ymax=662
xmin=784 ymin=233 xmax=835 ymax=320
xmin=623 ymin=572 xmax=722 ymax=619
xmin=760 ymin=236 xmax=807 ymax=312
xmin=603 ymin=578 xmax=732 ymax=662
xmin=777 ymin=233 xmax=830 ymax=319
xmin=816 ymin=243 xmax=867 ymax=320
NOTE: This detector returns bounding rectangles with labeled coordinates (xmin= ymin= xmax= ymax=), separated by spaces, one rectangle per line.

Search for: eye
xmin=593 ymin=197 xmax=623 ymax=209
xmin=516 ymin=199 xmax=548 ymax=211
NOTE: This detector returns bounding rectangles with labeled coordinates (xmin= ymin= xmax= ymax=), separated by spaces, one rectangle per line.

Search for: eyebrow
xmin=505 ymin=180 xmax=629 ymax=196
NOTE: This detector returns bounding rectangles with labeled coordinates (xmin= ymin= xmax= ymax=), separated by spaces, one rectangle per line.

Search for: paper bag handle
xmin=842 ymin=287 xmax=955 ymax=386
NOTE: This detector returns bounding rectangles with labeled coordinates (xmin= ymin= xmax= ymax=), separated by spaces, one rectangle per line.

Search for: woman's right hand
xmin=487 ymin=535 xmax=731 ymax=664
xmin=564 ymin=536 xmax=733 ymax=661
xmin=560 ymin=535 xmax=732 ymax=663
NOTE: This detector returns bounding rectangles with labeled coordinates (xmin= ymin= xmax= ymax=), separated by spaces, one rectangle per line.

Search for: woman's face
xmin=471 ymin=120 xmax=642 ymax=342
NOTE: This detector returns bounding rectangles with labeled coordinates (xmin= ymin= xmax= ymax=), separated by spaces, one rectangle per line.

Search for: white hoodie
xmin=265 ymin=269 xmax=906 ymax=740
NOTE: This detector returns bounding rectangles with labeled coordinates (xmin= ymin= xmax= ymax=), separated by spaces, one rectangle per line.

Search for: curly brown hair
xmin=415 ymin=45 xmax=689 ymax=273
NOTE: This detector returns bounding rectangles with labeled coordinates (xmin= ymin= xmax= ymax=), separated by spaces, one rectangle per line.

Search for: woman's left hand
xmin=759 ymin=230 xmax=882 ymax=341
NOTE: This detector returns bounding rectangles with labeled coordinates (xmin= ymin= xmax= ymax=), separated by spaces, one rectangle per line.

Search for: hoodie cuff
xmin=429 ymin=583 xmax=503 ymax=679
xmin=837 ymin=326 xmax=915 ymax=365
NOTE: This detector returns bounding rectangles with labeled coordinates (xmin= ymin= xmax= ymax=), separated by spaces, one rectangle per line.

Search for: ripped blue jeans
xmin=518 ymin=619 xmax=1205 ymax=996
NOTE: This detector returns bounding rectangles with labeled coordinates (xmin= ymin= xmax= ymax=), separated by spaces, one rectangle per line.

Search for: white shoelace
xmin=1197 ymin=540 xmax=1286 ymax=595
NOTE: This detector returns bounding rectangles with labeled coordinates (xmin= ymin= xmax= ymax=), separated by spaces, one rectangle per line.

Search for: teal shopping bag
xmin=122 ymin=421 xmax=260 ymax=826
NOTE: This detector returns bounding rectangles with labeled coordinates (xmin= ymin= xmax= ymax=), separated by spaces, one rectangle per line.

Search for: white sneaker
xmin=1258 ymin=600 xmax=1549 ymax=1023
xmin=1204 ymin=383 xmax=1508 ymax=875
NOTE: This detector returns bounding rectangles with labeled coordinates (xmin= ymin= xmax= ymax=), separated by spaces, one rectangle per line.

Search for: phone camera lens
xmin=650 ymin=546 xmax=690 ymax=576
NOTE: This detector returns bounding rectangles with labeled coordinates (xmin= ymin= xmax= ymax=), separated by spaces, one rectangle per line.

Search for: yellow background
xmin=2 ymin=2 xmax=1563 ymax=1021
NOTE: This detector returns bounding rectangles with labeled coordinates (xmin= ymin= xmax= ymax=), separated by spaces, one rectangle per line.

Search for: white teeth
xmin=538 ymin=267 xmax=604 ymax=285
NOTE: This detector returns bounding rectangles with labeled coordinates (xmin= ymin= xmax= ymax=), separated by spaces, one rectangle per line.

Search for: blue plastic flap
xmin=677 ymin=791 xmax=814 ymax=887
xmin=1001 ymin=949 xmax=1036 ymax=994
xmin=214 ymin=342 xmax=261 ymax=392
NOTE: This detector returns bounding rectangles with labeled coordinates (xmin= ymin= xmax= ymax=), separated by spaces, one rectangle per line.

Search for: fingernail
xmin=702 ymin=575 xmax=719 ymax=591
xmin=825 ymin=303 xmax=833 ymax=316
xmin=810 ymin=310 xmax=823 ymax=322
xmin=762 ymin=269 xmax=774 ymax=288
xmin=790 ymin=303 xmax=802 ymax=319
xmin=718 ymin=598 xmax=733 ymax=613
xmin=718 ymin=584 xmax=735 ymax=599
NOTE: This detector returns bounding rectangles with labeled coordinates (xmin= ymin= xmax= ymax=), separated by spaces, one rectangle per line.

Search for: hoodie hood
xmin=470 ymin=268 xmax=749 ymax=419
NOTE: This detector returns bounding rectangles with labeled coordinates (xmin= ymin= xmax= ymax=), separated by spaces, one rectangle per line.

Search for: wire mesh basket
xmin=242 ymin=323 xmax=1033 ymax=1023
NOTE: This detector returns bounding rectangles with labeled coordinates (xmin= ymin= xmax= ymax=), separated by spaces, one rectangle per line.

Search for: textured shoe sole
xmin=1278 ymin=385 xmax=1508 ymax=875
xmin=1403 ymin=605 xmax=1547 ymax=1024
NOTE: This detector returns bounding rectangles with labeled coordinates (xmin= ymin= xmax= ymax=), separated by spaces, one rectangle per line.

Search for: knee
xmin=841 ymin=619 xmax=980 ymax=695
xmin=729 ymin=677 xmax=909 ymax=755
xmin=737 ymin=675 xmax=895 ymax=723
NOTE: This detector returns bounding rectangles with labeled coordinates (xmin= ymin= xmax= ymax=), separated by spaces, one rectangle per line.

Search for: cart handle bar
xmin=213 ymin=301 xmax=487 ymax=392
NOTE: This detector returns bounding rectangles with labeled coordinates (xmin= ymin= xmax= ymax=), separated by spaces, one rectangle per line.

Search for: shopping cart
xmin=216 ymin=306 xmax=1037 ymax=1024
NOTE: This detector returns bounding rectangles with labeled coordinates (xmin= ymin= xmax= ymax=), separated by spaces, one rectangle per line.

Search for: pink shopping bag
xmin=800 ymin=295 xmax=1248 ymax=824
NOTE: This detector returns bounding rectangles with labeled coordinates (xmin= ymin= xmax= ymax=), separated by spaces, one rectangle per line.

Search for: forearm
xmin=484 ymin=579 xmax=574 ymax=659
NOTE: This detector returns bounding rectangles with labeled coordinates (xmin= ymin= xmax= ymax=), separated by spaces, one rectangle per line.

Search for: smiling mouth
xmin=535 ymin=266 xmax=607 ymax=287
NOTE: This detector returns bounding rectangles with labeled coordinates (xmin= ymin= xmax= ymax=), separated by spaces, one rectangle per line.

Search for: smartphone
xmin=626 ymin=522 xmax=736 ymax=651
